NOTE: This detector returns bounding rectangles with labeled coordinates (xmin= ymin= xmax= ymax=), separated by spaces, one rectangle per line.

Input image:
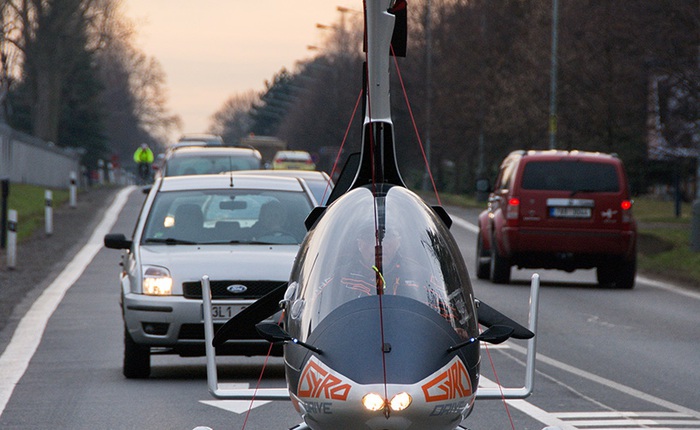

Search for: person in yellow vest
xmin=133 ymin=143 xmax=154 ymax=183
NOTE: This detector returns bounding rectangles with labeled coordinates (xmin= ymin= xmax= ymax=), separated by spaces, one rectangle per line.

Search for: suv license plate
xmin=207 ymin=304 xmax=247 ymax=321
xmin=549 ymin=207 xmax=592 ymax=218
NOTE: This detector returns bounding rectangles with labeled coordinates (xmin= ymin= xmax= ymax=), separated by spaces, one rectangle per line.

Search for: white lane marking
xmin=450 ymin=215 xmax=479 ymax=234
xmin=0 ymin=186 xmax=135 ymax=415
xmin=200 ymin=400 xmax=271 ymax=414
xmin=450 ymin=214 xmax=700 ymax=426
xmin=478 ymin=377 xmax=578 ymax=429
xmin=552 ymin=410 xmax=700 ymax=428
xmin=636 ymin=275 xmax=700 ymax=300
xmin=505 ymin=342 xmax=700 ymax=420
xmin=199 ymin=383 xmax=272 ymax=414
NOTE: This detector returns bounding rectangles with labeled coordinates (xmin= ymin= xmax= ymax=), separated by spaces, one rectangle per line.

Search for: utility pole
xmin=548 ymin=0 xmax=559 ymax=150
xmin=691 ymin=44 xmax=700 ymax=251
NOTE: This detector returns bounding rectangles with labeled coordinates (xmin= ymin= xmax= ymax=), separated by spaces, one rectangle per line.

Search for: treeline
xmin=0 ymin=0 xmax=179 ymax=171
xmin=211 ymin=0 xmax=699 ymax=194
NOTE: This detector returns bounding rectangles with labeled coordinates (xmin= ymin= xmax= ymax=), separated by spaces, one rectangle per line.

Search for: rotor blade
xmin=212 ymin=282 xmax=287 ymax=347
xmin=476 ymin=300 xmax=534 ymax=339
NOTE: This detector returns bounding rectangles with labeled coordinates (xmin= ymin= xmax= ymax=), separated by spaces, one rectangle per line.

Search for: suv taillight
xmin=506 ymin=198 xmax=520 ymax=220
xmin=621 ymin=199 xmax=633 ymax=223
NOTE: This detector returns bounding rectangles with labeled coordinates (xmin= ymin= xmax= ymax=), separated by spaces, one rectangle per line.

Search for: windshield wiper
xmin=197 ymin=240 xmax=247 ymax=244
xmin=569 ymin=188 xmax=598 ymax=197
xmin=144 ymin=237 xmax=198 ymax=245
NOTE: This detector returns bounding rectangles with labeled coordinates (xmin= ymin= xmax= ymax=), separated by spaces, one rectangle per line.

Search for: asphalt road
xmin=0 ymin=186 xmax=698 ymax=430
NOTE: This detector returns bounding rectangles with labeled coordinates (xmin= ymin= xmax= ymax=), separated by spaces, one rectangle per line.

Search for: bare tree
xmin=209 ymin=90 xmax=258 ymax=145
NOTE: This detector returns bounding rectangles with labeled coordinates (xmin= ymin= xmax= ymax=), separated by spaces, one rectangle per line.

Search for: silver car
xmin=156 ymin=146 xmax=262 ymax=177
xmin=233 ymin=169 xmax=334 ymax=205
xmin=104 ymin=173 xmax=315 ymax=378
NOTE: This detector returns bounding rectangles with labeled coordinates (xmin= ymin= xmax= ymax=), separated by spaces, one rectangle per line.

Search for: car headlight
xmin=142 ymin=266 xmax=173 ymax=296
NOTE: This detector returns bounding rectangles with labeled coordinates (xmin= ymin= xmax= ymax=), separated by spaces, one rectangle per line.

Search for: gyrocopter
xmin=201 ymin=1 xmax=546 ymax=429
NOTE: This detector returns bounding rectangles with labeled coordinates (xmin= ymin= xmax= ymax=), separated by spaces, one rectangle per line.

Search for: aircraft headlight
xmin=142 ymin=266 xmax=173 ymax=296
xmin=389 ymin=392 xmax=412 ymax=411
xmin=361 ymin=393 xmax=386 ymax=411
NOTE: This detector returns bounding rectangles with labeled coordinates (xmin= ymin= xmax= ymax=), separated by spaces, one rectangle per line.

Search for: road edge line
xmin=0 ymin=186 xmax=135 ymax=415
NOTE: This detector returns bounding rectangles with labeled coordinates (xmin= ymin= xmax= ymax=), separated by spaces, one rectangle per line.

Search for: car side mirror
xmin=104 ymin=233 xmax=132 ymax=250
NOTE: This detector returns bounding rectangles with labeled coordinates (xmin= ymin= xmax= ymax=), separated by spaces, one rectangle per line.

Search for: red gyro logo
xmin=298 ymin=359 xmax=351 ymax=401
xmin=421 ymin=360 xmax=472 ymax=402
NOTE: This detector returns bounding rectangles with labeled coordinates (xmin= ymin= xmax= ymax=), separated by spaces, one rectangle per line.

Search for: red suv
xmin=476 ymin=150 xmax=637 ymax=289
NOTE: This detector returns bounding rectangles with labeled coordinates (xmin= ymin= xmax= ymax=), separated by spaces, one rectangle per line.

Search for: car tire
xmin=612 ymin=257 xmax=636 ymax=290
xmin=597 ymin=257 xmax=636 ymax=289
xmin=476 ymin=231 xmax=490 ymax=280
xmin=124 ymin=327 xmax=150 ymax=379
xmin=489 ymin=238 xmax=511 ymax=284
xmin=596 ymin=263 xmax=615 ymax=286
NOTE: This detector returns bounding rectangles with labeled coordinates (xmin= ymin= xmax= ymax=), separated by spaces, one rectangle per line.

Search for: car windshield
xmin=521 ymin=160 xmax=619 ymax=192
xmin=166 ymin=155 xmax=261 ymax=176
xmin=305 ymin=180 xmax=333 ymax=205
xmin=292 ymin=186 xmax=477 ymax=340
xmin=141 ymin=188 xmax=312 ymax=245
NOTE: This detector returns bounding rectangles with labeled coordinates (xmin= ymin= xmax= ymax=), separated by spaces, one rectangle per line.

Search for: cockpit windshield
xmin=290 ymin=185 xmax=477 ymax=340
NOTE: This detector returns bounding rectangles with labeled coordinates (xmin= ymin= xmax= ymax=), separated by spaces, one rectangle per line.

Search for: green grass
xmin=632 ymin=197 xmax=692 ymax=223
xmin=637 ymin=227 xmax=700 ymax=284
xmin=5 ymin=183 xmax=69 ymax=241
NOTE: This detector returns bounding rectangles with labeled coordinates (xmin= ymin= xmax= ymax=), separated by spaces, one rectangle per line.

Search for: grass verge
xmin=4 ymin=183 xmax=69 ymax=242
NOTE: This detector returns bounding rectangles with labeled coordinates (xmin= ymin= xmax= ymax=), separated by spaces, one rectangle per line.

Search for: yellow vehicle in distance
xmin=272 ymin=150 xmax=316 ymax=171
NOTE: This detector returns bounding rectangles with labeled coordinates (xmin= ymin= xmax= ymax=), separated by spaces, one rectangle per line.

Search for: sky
xmin=123 ymin=1 xmax=360 ymax=140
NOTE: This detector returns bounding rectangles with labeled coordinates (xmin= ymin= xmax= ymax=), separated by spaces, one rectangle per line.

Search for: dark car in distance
xmin=476 ymin=150 xmax=637 ymax=289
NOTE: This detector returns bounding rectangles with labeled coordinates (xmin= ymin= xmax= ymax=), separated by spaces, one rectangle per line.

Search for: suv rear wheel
xmin=475 ymin=231 xmax=490 ymax=280
xmin=489 ymin=235 xmax=511 ymax=284
xmin=596 ymin=257 xmax=636 ymax=289
xmin=124 ymin=327 xmax=150 ymax=379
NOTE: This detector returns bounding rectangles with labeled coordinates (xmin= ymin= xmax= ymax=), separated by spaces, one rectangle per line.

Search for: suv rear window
xmin=521 ymin=161 xmax=619 ymax=192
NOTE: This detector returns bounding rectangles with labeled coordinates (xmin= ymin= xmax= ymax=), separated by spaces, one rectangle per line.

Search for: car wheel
xmin=596 ymin=263 xmax=615 ymax=286
xmin=489 ymin=238 xmax=511 ymax=284
xmin=612 ymin=257 xmax=636 ymax=290
xmin=597 ymin=257 xmax=636 ymax=289
xmin=124 ymin=327 xmax=150 ymax=379
xmin=475 ymin=231 xmax=490 ymax=280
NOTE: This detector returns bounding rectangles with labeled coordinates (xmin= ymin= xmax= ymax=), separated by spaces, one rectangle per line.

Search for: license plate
xmin=549 ymin=207 xmax=592 ymax=218
xmin=208 ymin=304 xmax=247 ymax=321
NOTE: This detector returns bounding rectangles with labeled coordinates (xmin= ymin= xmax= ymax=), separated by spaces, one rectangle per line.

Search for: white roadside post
xmin=69 ymin=171 xmax=77 ymax=208
xmin=97 ymin=159 xmax=105 ymax=185
xmin=7 ymin=209 xmax=17 ymax=269
xmin=107 ymin=162 xmax=115 ymax=184
xmin=45 ymin=190 xmax=53 ymax=236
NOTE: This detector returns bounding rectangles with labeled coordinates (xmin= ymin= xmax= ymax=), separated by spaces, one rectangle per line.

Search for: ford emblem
xmin=226 ymin=284 xmax=248 ymax=294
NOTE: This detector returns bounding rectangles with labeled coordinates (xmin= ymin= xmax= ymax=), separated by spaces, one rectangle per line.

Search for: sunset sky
xmin=123 ymin=1 xmax=360 ymax=139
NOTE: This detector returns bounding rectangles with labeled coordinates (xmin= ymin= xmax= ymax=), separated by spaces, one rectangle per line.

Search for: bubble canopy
xmin=287 ymin=185 xmax=478 ymax=341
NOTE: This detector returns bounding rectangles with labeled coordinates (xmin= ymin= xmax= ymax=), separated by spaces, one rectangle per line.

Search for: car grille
xmin=182 ymin=280 xmax=287 ymax=300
